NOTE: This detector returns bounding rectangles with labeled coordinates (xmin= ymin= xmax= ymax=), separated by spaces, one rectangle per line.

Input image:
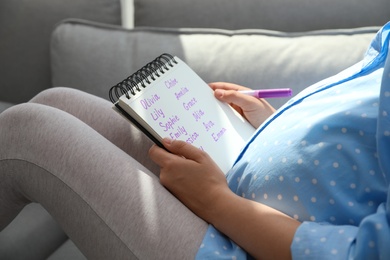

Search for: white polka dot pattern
xmin=196 ymin=23 xmax=390 ymax=260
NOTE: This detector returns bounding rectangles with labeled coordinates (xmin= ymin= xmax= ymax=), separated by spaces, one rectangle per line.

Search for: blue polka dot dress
xmin=196 ymin=22 xmax=390 ymax=260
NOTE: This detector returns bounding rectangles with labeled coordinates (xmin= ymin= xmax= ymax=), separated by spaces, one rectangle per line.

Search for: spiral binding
xmin=109 ymin=53 xmax=178 ymax=103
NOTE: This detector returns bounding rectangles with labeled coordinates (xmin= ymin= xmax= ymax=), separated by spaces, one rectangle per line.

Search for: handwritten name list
xmin=119 ymin=58 xmax=255 ymax=173
xmin=138 ymin=77 xmax=228 ymax=151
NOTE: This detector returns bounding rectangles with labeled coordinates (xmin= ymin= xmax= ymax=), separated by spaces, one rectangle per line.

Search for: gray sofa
xmin=0 ymin=0 xmax=388 ymax=259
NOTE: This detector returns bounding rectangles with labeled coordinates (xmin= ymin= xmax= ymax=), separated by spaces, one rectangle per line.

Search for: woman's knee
xmin=0 ymin=102 xmax=85 ymax=160
xmin=29 ymin=87 xmax=81 ymax=105
xmin=0 ymin=102 xmax=61 ymax=129
xmin=0 ymin=103 xmax=40 ymax=136
xmin=0 ymin=103 xmax=58 ymax=228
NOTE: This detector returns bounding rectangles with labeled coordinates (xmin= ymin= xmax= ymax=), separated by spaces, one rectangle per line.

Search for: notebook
xmin=109 ymin=53 xmax=255 ymax=173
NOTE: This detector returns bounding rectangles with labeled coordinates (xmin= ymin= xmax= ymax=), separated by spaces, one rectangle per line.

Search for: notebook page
xmin=118 ymin=57 xmax=255 ymax=173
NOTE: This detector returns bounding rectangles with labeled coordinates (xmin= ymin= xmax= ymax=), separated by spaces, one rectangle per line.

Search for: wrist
xmin=206 ymin=188 xmax=240 ymax=227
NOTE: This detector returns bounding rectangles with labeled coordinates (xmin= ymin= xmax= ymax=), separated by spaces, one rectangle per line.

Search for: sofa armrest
xmin=0 ymin=0 xmax=122 ymax=105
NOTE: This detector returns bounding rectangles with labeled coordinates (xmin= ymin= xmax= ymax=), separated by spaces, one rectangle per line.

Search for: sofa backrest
xmin=50 ymin=20 xmax=378 ymax=109
xmin=134 ymin=0 xmax=390 ymax=31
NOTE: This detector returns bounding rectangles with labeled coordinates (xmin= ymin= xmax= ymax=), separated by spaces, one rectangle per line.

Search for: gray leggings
xmin=0 ymin=87 xmax=207 ymax=259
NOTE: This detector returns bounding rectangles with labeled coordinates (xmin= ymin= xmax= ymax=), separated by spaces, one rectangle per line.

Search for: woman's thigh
xmin=30 ymin=87 xmax=160 ymax=175
xmin=0 ymin=103 xmax=207 ymax=259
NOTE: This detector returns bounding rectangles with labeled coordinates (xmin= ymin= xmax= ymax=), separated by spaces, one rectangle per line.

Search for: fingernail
xmin=214 ymin=89 xmax=224 ymax=98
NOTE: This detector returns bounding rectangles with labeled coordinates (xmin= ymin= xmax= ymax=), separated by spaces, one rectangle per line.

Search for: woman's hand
xmin=148 ymin=138 xmax=234 ymax=223
xmin=209 ymin=82 xmax=276 ymax=128
xmin=149 ymin=138 xmax=300 ymax=259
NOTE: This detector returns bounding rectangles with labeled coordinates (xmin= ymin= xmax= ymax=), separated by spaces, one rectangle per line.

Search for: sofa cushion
xmin=0 ymin=101 xmax=14 ymax=114
xmin=134 ymin=0 xmax=390 ymax=31
xmin=51 ymin=19 xmax=379 ymax=108
xmin=0 ymin=203 xmax=68 ymax=259
xmin=0 ymin=0 xmax=121 ymax=105
xmin=47 ymin=239 xmax=86 ymax=260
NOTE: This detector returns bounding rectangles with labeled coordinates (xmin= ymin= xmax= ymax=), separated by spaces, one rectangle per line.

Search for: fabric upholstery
xmin=134 ymin=0 xmax=390 ymax=31
xmin=47 ymin=240 xmax=86 ymax=260
xmin=0 ymin=101 xmax=14 ymax=113
xmin=0 ymin=0 xmax=121 ymax=104
xmin=0 ymin=203 xmax=68 ymax=259
xmin=51 ymin=19 xmax=379 ymax=108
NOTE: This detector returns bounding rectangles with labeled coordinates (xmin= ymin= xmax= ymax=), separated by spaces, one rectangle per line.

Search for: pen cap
xmin=258 ymin=88 xmax=292 ymax=98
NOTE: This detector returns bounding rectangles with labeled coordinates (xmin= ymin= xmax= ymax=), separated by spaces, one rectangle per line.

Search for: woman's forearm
xmin=209 ymin=190 xmax=301 ymax=260
xmin=149 ymin=139 xmax=300 ymax=259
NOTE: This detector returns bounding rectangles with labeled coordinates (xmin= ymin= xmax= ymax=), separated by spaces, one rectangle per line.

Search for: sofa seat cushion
xmin=0 ymin=203 xmax=69 ymax=259
xmin=51 ymin=19 xmax=379 ymax=108
xmin=0 ymin=101 xmax=14 ymax=113
xmin=47 ymin=239 xmax=86 ymax=260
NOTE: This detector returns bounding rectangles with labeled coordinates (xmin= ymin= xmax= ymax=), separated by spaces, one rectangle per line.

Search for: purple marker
xmin=238 ymin=88 xmax=292 ymax=98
